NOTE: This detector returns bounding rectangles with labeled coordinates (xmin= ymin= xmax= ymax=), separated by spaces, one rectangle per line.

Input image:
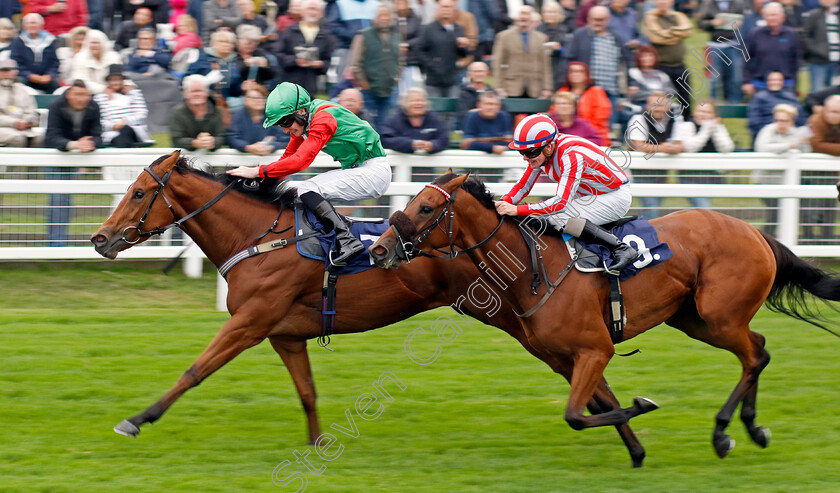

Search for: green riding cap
xmin=263 ymin=82 xmax=311 ymax=128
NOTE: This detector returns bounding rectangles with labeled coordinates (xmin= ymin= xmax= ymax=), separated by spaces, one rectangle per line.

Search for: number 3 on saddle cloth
xmin=566 ymin=217 xmax=673 ymax=281
xmin=295 ymin=205 xmax=387 ymax=274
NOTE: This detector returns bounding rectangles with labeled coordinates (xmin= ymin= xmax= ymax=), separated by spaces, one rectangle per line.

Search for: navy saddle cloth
xmin=561 ymin=216 xmax=673 ymax=281
xmin=294 ymin=205 xmax=388 ymax=275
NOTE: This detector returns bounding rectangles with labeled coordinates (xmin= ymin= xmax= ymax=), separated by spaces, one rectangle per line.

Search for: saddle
xmin=293 ymin=199 xmax=388 ymax=275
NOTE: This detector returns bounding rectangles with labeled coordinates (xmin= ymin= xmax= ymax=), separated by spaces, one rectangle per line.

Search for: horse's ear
xmin=446 ymin=173 xmax=470 ymax=191
xmin=157 ymin=150 xmax=181 ymax=172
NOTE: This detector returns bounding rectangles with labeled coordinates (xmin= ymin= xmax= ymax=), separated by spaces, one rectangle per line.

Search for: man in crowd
xmin=170 ymin=74 xmax=225 ymax=151
xmin=26 ymin=0 xmax=88 ymax=35
xmin=642 ymin=0 xmax=694 ymax=114
xmin=337 ymin=87 xmax=376 ymax=128
xmin=44 ymin=80 xmax=101 ymax=247
xmin=114 ymin=7 xmax=156 ymax=51
xmin=743 ymin=1 xmax=802 ymax=96
xmin=416 ymin=0 xmax=470 ymax=98
xmin=492 ymin=5 xmax=553 ymax=99
xmin=202 ymin=0 xmax=241 ymax=42
xmin=0 ymin=59 xmax=42 ymax=147
xmin=802 ymin=95 xmax=840 ymax=240
xmin=380 ymin=87 xmax=449 ymax=154
xmin=626 ymin=91 xmax=687 ymax=218
xmin=459 ymin=90 xmax=513 ymax=154
xmin=348 ymin=3 xmax=400 ymax=131
xmin=564 ymin=6 xmax=633 ymax=112
xmin=802 ymin=0 xmax=840 ymax=93
xmin=93 ymin=65 xmax=150 ymax=147
xmin=278 ymin=0 xmax=334 ymax=97
xmin=457 ymin=61 xmax=493 ymax=128
xmin=10 ymin=13 xmax=60 ymax=93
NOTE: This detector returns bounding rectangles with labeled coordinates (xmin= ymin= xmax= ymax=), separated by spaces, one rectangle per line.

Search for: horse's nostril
xmin=371 ymin=245 xmax=388 ymax=258
xmin=91 ymin=234 xmax=107 ymax=246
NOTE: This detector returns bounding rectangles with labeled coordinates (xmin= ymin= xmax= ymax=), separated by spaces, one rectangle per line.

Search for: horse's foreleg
xmin=114 ymin=312 xmax=270 ymax=437
xmin=591 ymin=378 xmax=647 ymax=468
xmin=563 ymin=349 xmax=659 ymax=431
xmin=546 ymin=354 xmax=646 ymax=467
xmin=269 ymin=335 xmax=320 ymax=445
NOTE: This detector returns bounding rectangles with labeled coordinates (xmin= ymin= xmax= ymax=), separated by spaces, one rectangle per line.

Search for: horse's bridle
xmin=390 ymin=183 xmax=506 ymax=262
xmin=120 ymin=165 xmax=240 ymax=244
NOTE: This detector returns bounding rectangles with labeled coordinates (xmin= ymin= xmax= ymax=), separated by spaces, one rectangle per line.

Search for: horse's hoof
xmin=633 ymin=396 xmax=659 ymax=414
xmin=713 ymin=435 xmax=735 ymax=458
xmin=751 ymin=426 xmax=771 ymax=448
xmin=114 ymin=420 xmax=140 ymax=437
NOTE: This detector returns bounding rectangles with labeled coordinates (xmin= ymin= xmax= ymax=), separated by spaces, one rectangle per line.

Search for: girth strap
xmin=217 ymin=229 xmax=322 ymax=278
xmin=319 ymin=269 xmax=339 ymax=350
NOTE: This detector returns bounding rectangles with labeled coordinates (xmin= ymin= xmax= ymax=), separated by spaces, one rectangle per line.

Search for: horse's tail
xmin=761 ymin=232 xmax=840 ymax=333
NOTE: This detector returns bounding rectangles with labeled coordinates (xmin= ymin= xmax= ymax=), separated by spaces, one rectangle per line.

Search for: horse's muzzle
xmin=90 ymin=229 xmax=124 ymax=259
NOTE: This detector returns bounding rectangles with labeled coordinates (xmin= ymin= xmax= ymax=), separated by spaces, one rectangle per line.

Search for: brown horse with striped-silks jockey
xmin=369 ymin=171 xmax=840 ymax=459
xmin=90 ymin=150 xmax=652 ymax=467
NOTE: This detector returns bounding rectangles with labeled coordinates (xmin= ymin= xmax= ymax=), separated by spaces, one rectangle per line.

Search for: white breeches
xmin=295 ymin=156 xmax=392 ymax=202
xmin=545 ymin=183 xmax=633 ymax=230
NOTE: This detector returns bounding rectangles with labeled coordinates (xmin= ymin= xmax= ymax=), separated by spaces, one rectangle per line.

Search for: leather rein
xmin=391 ymin=184 xmax=507 ymax=262
xmin=119 ymin=165 xmax=241 ymax=244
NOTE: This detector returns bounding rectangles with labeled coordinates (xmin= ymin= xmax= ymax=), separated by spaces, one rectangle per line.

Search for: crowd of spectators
xmin=1 ymin=0 xmax=840 ymax=242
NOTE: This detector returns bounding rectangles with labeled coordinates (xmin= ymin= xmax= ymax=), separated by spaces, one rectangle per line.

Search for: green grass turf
xmin=2 ymin=261 xmax=840 ymax=492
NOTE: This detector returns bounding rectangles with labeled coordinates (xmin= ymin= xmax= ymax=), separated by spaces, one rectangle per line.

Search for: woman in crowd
xmin=556 ymin=61 xmax=612 ymax=145
xmin=125 ymin=28 xmax=172 ymax=76
xmin=0 ymin=18 xmax=15 ymax=60
xmin=747 ymin=71 xmax=806 ymax=137
xmin=680 ymin=101 xmax=734 ymax=209
xmin=627 ymin=45 xmax=675 ymax=107
xmin=204 ymin=29 xmax=243 ymax=100
xmin=56 ymin=25 xmax=88 ymax=83
xmin=538 ymin=1 xmax=569 ymax=91
xmin=753 ymin=103 xmax=811 ymax=236
xmin=547 ymin=91 xmax=602 ymax=145
xmin=227 ymin=84 xmax=287 ymax=155
xmin=69 ymin=29 xmax=122 ymax=93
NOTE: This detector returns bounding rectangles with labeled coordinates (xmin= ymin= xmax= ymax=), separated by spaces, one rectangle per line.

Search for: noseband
xmin=388 ymin=183 xmax=506 ymax=262
xmin=120 ymin=165 xmax=240 ymax=244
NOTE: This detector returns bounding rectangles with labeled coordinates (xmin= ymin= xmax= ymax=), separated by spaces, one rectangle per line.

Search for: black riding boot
xmin=300 ymin=191 xmax=365 ymax=266
xmin=566 ymin=218 xmax=638 ymax=274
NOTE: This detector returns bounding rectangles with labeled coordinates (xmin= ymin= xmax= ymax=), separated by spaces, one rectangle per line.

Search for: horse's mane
xmin=151 ymin=154 xmax=298 ymax=208
xmin=432 ymin=172 xmax=565 ymax=238
xmin=432 ymin=173 xmax=496 ymax=210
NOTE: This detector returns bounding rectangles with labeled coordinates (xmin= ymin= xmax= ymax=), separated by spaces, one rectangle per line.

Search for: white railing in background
xmin=1 ymin=148 xmax=838 ymax=311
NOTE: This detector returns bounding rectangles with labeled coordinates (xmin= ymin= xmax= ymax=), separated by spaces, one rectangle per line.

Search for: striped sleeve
xmin=517 ymin=149 xmax=583 ymax=216
xmin=501 ymin=165 xmax=542 ymax=204
xmin=124 ymin=89 xmax=148 ymax=128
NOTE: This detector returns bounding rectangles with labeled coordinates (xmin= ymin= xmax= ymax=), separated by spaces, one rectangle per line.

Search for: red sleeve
xmin=259 ymin=110 xmax=338 ymax=179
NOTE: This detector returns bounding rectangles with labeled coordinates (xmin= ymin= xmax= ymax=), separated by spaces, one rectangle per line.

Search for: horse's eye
xmin=133 ymin=190 xmax=145 ymax=200
xmin=419 ymin=205 xmax=434 ymax=214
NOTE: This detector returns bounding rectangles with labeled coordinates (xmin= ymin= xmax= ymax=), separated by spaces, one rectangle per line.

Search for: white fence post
xmin=390 ymin=159 xmax=410 ymax=215
xmin=778 ymin=152 xmax=801 ymax=248
xmin=183 ymin=242 xmax=204 ymax=278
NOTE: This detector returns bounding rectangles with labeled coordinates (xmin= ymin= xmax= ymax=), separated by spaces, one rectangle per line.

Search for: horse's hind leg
xmin=269 ymin=335 xmax=320 ymax=445
xmin=668 ymin=298 xmax=771 ymax=458
xmin=738 ymin=332 xmax=771 ymax=449
xmin=114 ymin=310 xmax=272 ymax=437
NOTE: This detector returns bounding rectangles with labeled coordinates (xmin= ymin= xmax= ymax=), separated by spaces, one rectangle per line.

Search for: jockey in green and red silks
xmin=227 ymin=82 xmax=391 ymax=267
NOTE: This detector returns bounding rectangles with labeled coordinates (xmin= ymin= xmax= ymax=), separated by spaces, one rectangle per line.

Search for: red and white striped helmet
xmin=509 ymin=113 xmax=558 ymax=151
